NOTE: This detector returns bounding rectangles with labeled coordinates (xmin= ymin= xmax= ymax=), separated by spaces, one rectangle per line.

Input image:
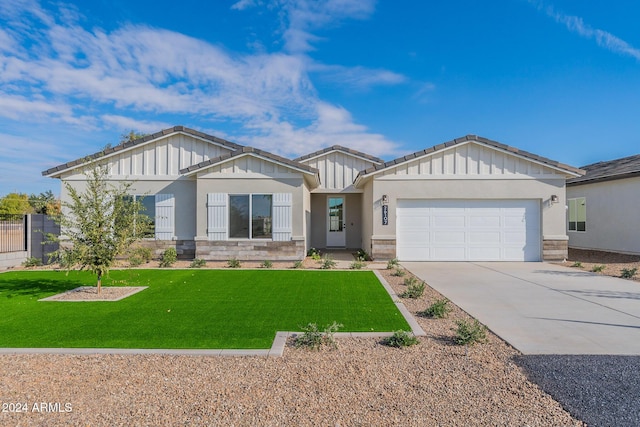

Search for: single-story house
xmin=43 ymin=126 xmax=583 ymax=261
xmin=567 ymin=154 xmax=640 ymax=255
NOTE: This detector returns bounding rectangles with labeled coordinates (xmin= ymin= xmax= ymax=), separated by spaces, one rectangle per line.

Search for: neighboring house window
xmin=229 ymin=194 xmax=273 ymax=239
xmin=568 ymin=197 xmax=586 ymax=232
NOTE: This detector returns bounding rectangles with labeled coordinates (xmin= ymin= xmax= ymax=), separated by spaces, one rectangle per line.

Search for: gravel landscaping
xmin=517 ymin=355 xmax=640 ymax=427
xmin=0 ymin=264 xmax=583 ymax=426
xmin=562 ymin=248 xmax=640 ymax=282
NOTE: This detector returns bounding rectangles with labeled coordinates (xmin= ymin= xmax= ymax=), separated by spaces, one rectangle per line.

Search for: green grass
xmin=0 ymin=269 xmax=409 ymax=349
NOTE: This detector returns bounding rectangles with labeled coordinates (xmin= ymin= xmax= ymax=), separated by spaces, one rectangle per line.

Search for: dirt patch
xmin=560 ymin=248 xmax=640 ymax=282
xmin=39 ymin=286 xmax=147 ymax=302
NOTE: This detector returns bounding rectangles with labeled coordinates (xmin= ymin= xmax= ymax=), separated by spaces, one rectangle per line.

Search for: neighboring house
xmin=43 ymin=126 xmax=583 ymax=261
xmin=566 ymin=154 xmax=640 ymax=255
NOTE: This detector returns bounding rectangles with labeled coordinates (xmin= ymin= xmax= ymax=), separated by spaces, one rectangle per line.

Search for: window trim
xmin=228 ymin=193 xmax=273 ymax=240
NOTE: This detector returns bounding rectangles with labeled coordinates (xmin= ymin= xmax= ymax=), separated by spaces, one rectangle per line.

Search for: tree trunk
xmin=97 ymin=273 xmax=102 ymax=295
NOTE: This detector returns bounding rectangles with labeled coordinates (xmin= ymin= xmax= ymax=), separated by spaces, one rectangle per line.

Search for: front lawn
xmin=0 ymin=269 xmax=409 ymax=349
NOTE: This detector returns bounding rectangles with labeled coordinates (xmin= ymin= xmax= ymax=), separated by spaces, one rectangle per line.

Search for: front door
xmin=326 ymin=196 xmax=346 ymax=247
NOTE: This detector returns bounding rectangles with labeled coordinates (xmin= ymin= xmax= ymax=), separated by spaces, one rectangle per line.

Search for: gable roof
xmin=42 ymin=126 xmax=241 ymax=177
xmin=294 ymin=145 xmax=384 ymax=164
xmin=567 ymin=153 xmax=640 ymax=186
xmin=355 ymin=135 xmax=584 ymax=183
xmin=180 ymin=146 xmax=320 ymax=178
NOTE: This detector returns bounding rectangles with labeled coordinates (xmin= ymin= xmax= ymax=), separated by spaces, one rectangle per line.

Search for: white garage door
xmin=396 ymin=200 xmax=541 ymax=261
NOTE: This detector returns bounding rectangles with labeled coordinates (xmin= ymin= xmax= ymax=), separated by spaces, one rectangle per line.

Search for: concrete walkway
xmin=403 ymin=262 xmax=640 ymax=355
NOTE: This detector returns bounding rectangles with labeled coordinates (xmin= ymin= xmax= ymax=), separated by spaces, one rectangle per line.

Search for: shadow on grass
xmin=0 ymin=278 xmax=85 ymax=299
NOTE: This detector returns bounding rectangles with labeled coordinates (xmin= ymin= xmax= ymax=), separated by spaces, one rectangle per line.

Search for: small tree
xmin=0 ymin=193 xmax=33 ymax=215
xmin=50 ymin=166 xmax=150 ymax=293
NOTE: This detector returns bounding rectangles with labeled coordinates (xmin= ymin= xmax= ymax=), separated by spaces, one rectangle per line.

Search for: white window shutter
xmin=155 ymin=194 xmax=175 ymax=240
xmin=272 ymin=193 xmax=292 ymax=241
xmin=207 ymin=193 xmax=228 ymax=240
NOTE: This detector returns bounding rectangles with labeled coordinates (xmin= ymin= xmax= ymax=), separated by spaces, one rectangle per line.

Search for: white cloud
xmin=311 ymin=63 xmax=406 ymax=89
xmin=528 ymin=0 xmax=640 ymax=61
xmin=100 ymin=115 xmax=172 ymax=134
xmin=0 ymin=0 xmax=405 ymax=195
xmin=277 ymin=0 xmax=376 ymax=53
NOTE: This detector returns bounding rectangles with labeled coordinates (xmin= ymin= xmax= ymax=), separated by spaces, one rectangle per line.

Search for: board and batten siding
xmin=154 ymin=194 xmax=175 ymax=240
xmin=207 ymin=193 xmax=228 ymax=241
xmin=200 ymin=157 xmax=298 ymax=177
xmin=107 ymin=133 xmax=233 ymax=176
xmin=272 ymin=193 xmax=293 ymax=241
xmin=379 ymin=142 xmax=563 ymax=178
xmin=299 ymin=151 xmax=379 ymax=190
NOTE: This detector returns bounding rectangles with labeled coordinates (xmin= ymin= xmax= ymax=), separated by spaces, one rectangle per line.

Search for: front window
xmin=124 ymin=195 xmax=155 ymax=238
xmin=568 ymin=197 xmax=586 ymax=232
xmin=229 ymin=194 xmax=272 ymax=239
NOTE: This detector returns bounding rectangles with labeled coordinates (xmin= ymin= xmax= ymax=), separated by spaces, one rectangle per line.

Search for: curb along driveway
xmin=403 ymin=262 xmax=640 ymax=355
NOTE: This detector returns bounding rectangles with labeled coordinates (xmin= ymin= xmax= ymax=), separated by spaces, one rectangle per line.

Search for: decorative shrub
xmin=591 ymin=264 xmax=605 ymax=273
xmin=294 ymin=321 xmax=343 ymax=350
xmin=319 ymin=256 xmax=336 ymax=270
xmin=128 ymin=247 xmax=153 ymax=267
xmin=190 ymin=258 xmax=207 ymax=268
xmin=350 ymin=260 xmax=365 ymax=270
xmin=307 ymin=247 xmax=322 ymax=260
xmin=159 ymin=248 xmax=177 ymax=268
xmin=391 ymin=267 xmax=405 ymax=277
xmin=386 ymin=258 xmax=399 ymax=270
xmin=355 ymin=249 xmax=372 ymax=261
xmin=22 ymin=257 xmax=42 ymax=267
xmin=400 ymin=280 xmax=425 ymax=299
xmin=571 ymin=261 xmax=582 ymax=268
xmin=382 ymin=330 xmax=419 ymax=348
xmin=261 ymin=260 xmax=273 ymax=269
xmin=453 ymin=319 xmax=487 ymax=346
xmin=292 ymin=260 xmax=304 ymax=269
xmin=420 ymin=298 xmax=451 ymax=318
xmin=621 ymin=268 xmax=638 ymax=279
xmin=403 ymin=276 xmax=418 ymax=287
xmin=227 ymin=257 xmax=241 ymax=268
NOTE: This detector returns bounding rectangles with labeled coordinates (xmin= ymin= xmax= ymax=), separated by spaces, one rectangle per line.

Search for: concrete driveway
xmin=403 ymin=262 xmax=640 ymax=355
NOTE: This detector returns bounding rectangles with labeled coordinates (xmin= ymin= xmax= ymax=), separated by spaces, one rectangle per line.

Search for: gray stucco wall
xmin=567 ymin=176 xmax=640 ymax=255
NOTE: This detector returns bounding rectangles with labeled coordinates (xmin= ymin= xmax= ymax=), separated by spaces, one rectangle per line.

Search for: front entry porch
xmin=309 ymin=193 xmax=363 ymax=250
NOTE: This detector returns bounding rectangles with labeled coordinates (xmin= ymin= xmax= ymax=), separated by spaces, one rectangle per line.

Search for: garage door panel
xmin=469 ymin=215 xmax=501 ymax=227
xmin=469 ymin=232 xmax=501 ymax=243
xmin=433 ymin=215 xmax=465 ymax=228
xmin=396 ymin=199 xmax=540 ymax=261
xmin=433 ymin=231 xmax=465 ymax=244
xmin=469 ymin=247 xmax=501 ymax=260
xmin=432 ymin=247 xmax=467 ymax=260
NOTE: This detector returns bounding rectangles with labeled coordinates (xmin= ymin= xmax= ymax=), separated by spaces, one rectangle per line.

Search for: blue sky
xmin=1 ymin=0 xmax=639 ymax=196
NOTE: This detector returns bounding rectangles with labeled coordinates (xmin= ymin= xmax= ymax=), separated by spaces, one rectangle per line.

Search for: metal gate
xmin=0 ymin=214 xmax=27 ymax=253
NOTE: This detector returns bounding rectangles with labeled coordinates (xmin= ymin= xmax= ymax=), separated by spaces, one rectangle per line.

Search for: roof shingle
xmin=567 ymin=154 xmax=640 ymax=185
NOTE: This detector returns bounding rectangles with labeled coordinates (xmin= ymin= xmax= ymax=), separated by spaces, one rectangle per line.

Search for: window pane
xmin=252 ymin=195 xmax=272 ymax=239
xmin=329 ymin=197 xmax=343 ymax=232
xmin=229 ymin=195 xmax=250 ymax=238
xmin=577 ymin=222 xmax=586 ymax=232
xmin=569 ymin=221 xmax=576 ymax=231
xmin=140 ymin=196 xmax=155 ymax=237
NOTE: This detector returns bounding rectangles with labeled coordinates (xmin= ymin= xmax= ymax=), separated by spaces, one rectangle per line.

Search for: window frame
xmin=568 ymin=197 xmax=586 ymax=232
xmin=228 ymin=193 xmax=273 ymax=240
